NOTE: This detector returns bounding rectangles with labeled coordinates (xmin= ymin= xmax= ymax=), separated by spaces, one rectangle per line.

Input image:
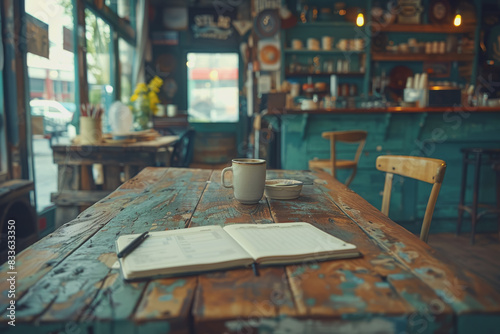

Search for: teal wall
xmin=277 ymin=111 xmax=500 ymax=234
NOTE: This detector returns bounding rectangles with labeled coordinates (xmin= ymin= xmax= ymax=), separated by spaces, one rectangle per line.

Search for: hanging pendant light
xmin=356 ymin=12 xmax=364 ymax=27
xmin=453 ymin=10 xmax=462 ymax=27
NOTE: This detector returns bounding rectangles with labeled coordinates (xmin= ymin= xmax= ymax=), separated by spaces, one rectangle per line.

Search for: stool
xmin=457 ymin=148 xmax=500 ymax=244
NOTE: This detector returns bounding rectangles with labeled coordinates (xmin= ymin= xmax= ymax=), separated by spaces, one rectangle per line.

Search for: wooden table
xmin=50 ymin=136 xmax=178 ymax=228
xmin=1 ymin=168 xmax=499 ymax=333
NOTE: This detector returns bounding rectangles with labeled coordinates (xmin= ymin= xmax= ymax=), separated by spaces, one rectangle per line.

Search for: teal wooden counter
xmin=264 ymin=107 xmax=500 ymax=234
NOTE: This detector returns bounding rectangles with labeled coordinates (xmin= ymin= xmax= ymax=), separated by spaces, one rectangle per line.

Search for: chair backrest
xmin=322 ymin=130 xmax=367 ymax=178
xmin=170 ymin=129 xmax=196 ymax=167
xmin=376 ymin=155 xmax=447 ymax=243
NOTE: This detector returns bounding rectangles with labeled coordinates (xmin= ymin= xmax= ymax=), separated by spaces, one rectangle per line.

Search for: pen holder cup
xmin=80 ymin=116 xmax=102 ymax=145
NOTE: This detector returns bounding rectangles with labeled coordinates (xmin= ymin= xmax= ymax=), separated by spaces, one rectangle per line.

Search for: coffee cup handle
xmin=221 ymin=167 xmax=233 ymax=188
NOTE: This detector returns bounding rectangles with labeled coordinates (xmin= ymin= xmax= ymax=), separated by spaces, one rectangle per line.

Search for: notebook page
xmin=224 ymin=222 xmax=357 ymax=261
xmin=117 ymin=225 xmax=252 ymax=273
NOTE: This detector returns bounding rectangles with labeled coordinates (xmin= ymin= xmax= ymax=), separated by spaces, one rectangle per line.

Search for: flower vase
xmin=132 ymin=96 xmax=152 ymax=131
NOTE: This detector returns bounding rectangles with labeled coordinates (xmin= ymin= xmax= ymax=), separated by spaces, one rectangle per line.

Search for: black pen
xmin=117 ymin=232 xmax=149 ymax=258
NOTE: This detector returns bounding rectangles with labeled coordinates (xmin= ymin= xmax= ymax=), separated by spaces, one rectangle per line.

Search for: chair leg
xmin=471 ymin=152 xmax=482 ymax=245
xmin=345 ymin=168 xmax=357 ymax=187
xmin=457 ymin=152 xmax=468 ymax=236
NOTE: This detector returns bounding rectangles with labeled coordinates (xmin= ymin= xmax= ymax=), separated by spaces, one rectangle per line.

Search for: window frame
xmin=71 ymin=0 xmax=137 ymax=129
xmin=0 ymin=5 xmax=7 ymax=182
xmin=0 ymin=77 xmax=7 ymax=183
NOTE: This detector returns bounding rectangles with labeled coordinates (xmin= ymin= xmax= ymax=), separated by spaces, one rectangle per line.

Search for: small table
xmin=457 ymin=147 xmax=500 ymax=244
xmin=50 ymin=136 xmax=178 ymax=227
xmin=1 ymin=168 xmax=499 ymax=333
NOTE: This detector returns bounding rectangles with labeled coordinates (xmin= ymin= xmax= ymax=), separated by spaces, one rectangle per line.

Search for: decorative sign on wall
xmin=258 ymin=38 xmax=280 ymax=71
xmin=397 ymin=0 xmax=423 ymax=24
xmin=189 ymin=7 xmax=236 ymax=42
xmin=26 ymin=14 xmax=49 ymax=58
xmin=163 ymin=7 xmax=188 ymax=30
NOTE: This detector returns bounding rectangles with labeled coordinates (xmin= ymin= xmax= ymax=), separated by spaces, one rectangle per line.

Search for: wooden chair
xmin=308 ymin=130 xmax=367 ymax=187
xmin=170 ymin=129 xmax=196 ymax=167
xmin=376 ymin=155 xmax=447 ymax=243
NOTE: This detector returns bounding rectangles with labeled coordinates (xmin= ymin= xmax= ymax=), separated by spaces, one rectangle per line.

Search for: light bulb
xmin=454 ymin=14 xmax=462 ymax=27
xmin=356 ymin=12 xmax=364 ymax=27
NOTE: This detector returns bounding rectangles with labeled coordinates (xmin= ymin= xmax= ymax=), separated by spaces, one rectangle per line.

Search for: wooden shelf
xmin=284 ymin=48 xmax=364 ymax=54
xmin=285 ymin=71 xmax=365 ymax=77
xmin=375 ymin=24 xmax=475 ymax=33
xmin=296 ymin=21 xmax=356 ymax=27
xmin=371 ymin=52 xmax=475 ymax=62
xmin=302 ymin=90 xmax=330 ymax=95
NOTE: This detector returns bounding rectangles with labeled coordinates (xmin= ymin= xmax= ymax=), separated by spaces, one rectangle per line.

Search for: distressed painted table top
xmin=1 ymin=168 xmax=499 ymax=334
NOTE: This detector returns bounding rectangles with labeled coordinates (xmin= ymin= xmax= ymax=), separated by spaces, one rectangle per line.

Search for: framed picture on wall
xmin=163 ymin=7 xmax=188 ymax=30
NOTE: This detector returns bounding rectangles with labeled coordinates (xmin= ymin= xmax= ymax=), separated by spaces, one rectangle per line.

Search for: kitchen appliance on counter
xmin=427 ymin=86 xmax=461 ymax=107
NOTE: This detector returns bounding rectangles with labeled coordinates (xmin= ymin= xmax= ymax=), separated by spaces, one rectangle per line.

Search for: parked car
xmin=30 ymin=99 xmax=74 ymax=135
xmin=59 ymin=102 xmax=77 ymax=114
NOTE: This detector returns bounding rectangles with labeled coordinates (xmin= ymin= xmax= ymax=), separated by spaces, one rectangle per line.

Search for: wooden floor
xmin=428 ymin=232 xmax=500 ymax=291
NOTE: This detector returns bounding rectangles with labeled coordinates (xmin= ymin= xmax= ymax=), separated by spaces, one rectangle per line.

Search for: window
xmin=187 ymin=53 xmax=239 ymax=123
xmin=26 ymin=1 xmax=76 ymax=105
xmin=119 ymin=38 xmax=134 ymax=104
xmin=105 ymin=0 xmax=131 ymax=20
xmin=26 ymin=0 xmax=76 ymax=210
xmin=85 ymin=9 xmax=113 ymax=107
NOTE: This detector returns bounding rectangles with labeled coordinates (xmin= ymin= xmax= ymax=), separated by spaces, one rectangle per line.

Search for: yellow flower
xmin=130 ymin=76 xmax=163 ymax=115
xmin=148 ymin=91 xmax=159 ymax=102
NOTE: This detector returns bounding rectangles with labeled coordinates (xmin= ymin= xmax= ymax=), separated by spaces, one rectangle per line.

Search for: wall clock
xmin=255 ymin=9 xmax=280 ymax=39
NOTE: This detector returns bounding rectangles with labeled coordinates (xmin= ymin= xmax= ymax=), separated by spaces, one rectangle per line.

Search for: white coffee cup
xmin=221 ymin=159 xmax=266 ymax=204
xmin=167 ymin=104 xmax=177 ymax=117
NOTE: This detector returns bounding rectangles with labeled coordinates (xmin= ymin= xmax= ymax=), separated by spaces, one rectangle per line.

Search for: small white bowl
xmin=265 ymin=179 xmax=303 ymax=200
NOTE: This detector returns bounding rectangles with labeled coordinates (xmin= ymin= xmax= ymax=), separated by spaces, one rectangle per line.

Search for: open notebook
xmin=116 ymin=222 xmax=360 ymax=280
